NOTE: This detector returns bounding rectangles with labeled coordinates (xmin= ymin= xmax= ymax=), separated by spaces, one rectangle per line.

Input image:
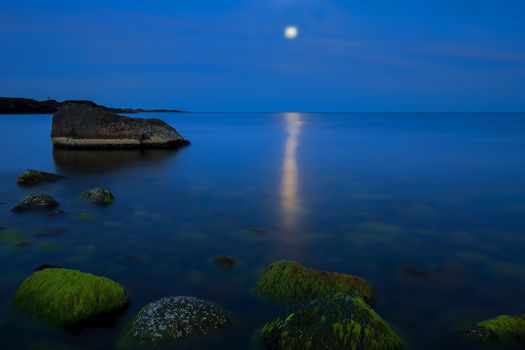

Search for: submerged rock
xmin=463 ymin=314 xmax=525 ymax=343
xmin=261 ymin=293 xmax=403 ymax=350
xmin=122 ymin=296 xmax=229 ymax=345
xmin=17 ymin=170 xmax=65 ymax=185
xmin=81 ymin=188 xmax=114 ymax=205
xmin=213 ymin=256 xmax=236 ymax=269
xmin=12 ymin=268 xmax=129 ymax=328
xmin=401 ymin=268 xmax=434 ymax=278
xmin=0 ymin=229 xmax=23 ymax=243
xmin=255 ymin=260 xmax=375 ymax=304
xmin=11 ymin=194 xmax=59 ymax=213
xmin=51 ymin=103 xmax=190 ymax=149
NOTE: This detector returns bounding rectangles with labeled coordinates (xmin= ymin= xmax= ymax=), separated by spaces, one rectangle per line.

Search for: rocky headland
xmin=0 ymin=97 xmax=184 ymax=114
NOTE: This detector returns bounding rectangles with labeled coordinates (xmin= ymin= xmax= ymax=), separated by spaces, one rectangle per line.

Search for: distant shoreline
xmin=0 ymin=97 xmax=185 ymax=115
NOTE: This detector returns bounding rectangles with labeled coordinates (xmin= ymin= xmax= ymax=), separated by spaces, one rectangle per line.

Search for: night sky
xmin=1 ymin=0 xmax=524 ymax=112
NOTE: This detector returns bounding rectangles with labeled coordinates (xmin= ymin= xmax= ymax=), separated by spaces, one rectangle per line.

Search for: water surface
xmin=1 ymin=112 xmax=525 ymax=349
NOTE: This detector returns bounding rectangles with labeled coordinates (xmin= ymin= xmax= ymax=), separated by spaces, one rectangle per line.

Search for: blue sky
xmin=1 ymin=0 xmax=524 ymax=112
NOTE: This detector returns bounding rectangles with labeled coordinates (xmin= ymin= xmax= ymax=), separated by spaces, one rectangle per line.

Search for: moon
xmin=284 ymin=26 xmax=298 ymax=40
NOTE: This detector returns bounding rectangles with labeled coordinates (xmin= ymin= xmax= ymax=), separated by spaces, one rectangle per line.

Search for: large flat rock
xmin=51 ymin=103 xmax=189 ymax=149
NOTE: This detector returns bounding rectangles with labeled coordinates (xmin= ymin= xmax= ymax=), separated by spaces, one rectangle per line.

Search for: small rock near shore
xmin=81 ymin=188 xmax=114 ymax=205
xmin=122 ymin=296 xmax=230 ymax=345
xmin=17 ymin=170 xmax=65 ymax=185
xmin=213 ymin=256 xmax=236 ymax=269
xmin=11 ymin=194 xmax=60 ymax=213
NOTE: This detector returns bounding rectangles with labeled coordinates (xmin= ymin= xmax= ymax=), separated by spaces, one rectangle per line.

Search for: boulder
xmin=17 ymin=169 xmax=65 ymax=185
xmin=12 ymin=268 xmax=129 ymax=328
xmin=255 ymin=260 xmax=375 ymax=304
xmin=11 ymin=194 xmax=59 ymax=212
xmin=122 ymin=296 xmax=230 ymax=345
xmin=261 ymin=293 xmax=403 ymax=350
xmin=81 ymin=188 xmax=114 ymax=205
xmin=463 ymin=314 xmax=525 ymax=343
xmin=51 ymin=103 xmax=190 ymax=149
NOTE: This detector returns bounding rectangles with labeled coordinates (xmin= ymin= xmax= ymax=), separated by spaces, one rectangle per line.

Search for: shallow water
xmin=1 ymin=112 xmax=525 ymax=349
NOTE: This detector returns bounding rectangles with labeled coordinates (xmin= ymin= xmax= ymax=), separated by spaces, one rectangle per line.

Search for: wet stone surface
xmin=129 ymin=296 xmax=230 ymax=344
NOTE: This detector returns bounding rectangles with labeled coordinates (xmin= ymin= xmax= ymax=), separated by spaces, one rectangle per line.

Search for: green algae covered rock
xmin=12 ymin=268 xmax=129 ymax=327
xmin=255 ymin=260 xmax=375 ymax=304
xmin=17 ymin=170 xmax=65 ymax=185
xmin=463 ymin=314 xmax=525 ymax=343
xmin=121 ymin=296 xmax=230 ymax=347
xmin=81 ymin=188 xmax=115 ymax=205
xmin=261 ymin=293 xmax=403 ymax=350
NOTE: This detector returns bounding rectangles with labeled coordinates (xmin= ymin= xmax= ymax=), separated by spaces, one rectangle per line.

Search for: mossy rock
xmin=12 ymin=268 xmax=130 ymax=328
xmin=120 ymin=296 xmax=230 ymax=347
xmin=463 ymin=314 xmax=525 ymax=343
xmin=81 ymin=188 xmax=115 ymax=205
xmin=11 ymin=194 xmax=60 ymax=212
xmin=261 ymin=293 xmax=403 ymax=350
xmin=17 ymin=170 xmax=65 ymax=185
xmin=255 ymin=260 xmax=375 ymax=304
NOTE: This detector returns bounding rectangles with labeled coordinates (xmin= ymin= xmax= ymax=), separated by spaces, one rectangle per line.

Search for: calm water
xmin=1 ymin=112 xmax=525 ymax=349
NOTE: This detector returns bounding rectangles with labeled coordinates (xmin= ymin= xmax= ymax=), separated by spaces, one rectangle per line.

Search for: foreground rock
xmin=17 ymin=169 xmax=65 ymax=185
xmin=122 ymin=296 xmax=229 ymax=346
xmin=262 ymin=293 xmax=403 ymax=350
xmin=11 ymin=194 xmax=59 ymax=212
xmin=255 ymin=260 xmax=375 ymax=304
xmin=52 ymin=103 xmax=190 ymax=149
xmin=463 ymin=314 xmax=525 ymax=343
xmin=12 ymin=268 xmax=129 ymax=328
xmin=82 ymin=188 xmax=115 ymax=205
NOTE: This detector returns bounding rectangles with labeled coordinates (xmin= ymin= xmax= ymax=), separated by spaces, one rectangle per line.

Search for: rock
xmin=122 ymin=296 xmax=230 ymax=345
xmin=255 ymin=260 xmax=375 ymax=304
xmin=51 ymin=103 xmax=190 ymax=149
xmin=12 ymin=268 xmax=129 ymax=328
xmin=17 ymin=170 xmax=65 ymax=185
xmin=11 ymin=194 xmax=59 ymax=213
xmin=462 ymin=314 xmax=525 ymax=343
xmin=261 ymin=293 xmax=403 ymax=350
xmin=213 ymin=256 xmax=236 ymax=269
xmin=81 ymin=188 xmax=114 ymax=205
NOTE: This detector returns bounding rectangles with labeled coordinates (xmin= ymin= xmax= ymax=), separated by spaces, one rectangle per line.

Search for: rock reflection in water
xmin=53 ymin=148 xmax=182 ymax=174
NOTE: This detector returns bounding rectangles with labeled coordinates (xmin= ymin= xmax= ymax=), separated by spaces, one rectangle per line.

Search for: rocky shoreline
xmin=0 ymin=97 xmax=185 ymax=114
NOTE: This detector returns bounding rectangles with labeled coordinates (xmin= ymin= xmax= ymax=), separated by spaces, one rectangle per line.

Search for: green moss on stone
xmin=254 ymin=260 xmax=375 ymax=304
xmin=261 ymin=293 xmax=402 ymax=350
xmin=465 ymin=314 xmax=525 ymax=343
xmin=12 ymin=268 xmax=129 ymax=327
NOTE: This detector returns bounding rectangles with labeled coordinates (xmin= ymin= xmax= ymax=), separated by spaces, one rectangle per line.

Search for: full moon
xmin=284 ymin=26 xmax=298 ymax=40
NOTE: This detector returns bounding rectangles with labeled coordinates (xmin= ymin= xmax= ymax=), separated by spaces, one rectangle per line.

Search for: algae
xmin=261 ymin=293 xmax=403 ymax=350
xmin=255 ymin=260 xmax=375 ymax=304
xmin=12 ymin=268 xmax=129 ymax=327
